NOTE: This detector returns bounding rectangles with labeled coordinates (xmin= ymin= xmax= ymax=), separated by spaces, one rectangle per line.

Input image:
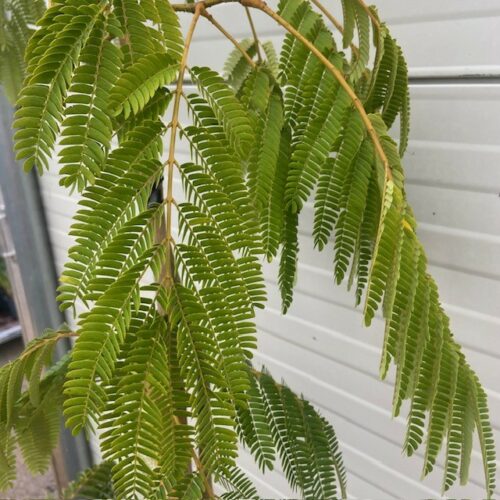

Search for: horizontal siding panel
xmin=408 ymin=184 xmax=500 ymax=236
xmin=405 ymin=140 xmax=500 ymax=194
xmin=409 ymin=84 xmax=500 ymax=145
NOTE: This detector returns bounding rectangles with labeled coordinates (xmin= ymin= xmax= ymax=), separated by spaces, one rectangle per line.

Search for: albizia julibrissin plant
xmin=0 ymin=0 xmax=495 ymax=498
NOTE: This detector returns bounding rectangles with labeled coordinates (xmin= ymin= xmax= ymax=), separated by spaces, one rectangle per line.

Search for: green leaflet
xmin=256 ymin=369 xmax=347 ymax=498
xmin=473 ymin=373 xmax=496 ymax=497
xmin=170 ymin=283 xmax=239 ymax=473
xmin=57 ymin=122 xmax=166 ymax=310
xmin=217 ymin=467 xmax=259 ymax=499
xmin=113 ymin=0 xmax=158 ymax=65
xmin=190 ymin=66 xmax=254 ymax=158
xmin=364 ymin=30 xmax=411 ymax=155
xmin=177 ymin=202 xmax=264 ymax=315
xmin=0 ymin=0 xmax=42 ymax=52
xmin=174 ymin=245 xmax=253 ymax=407
xmin=313 ymin=108 xmax=364 ymax=249
xmin=0 ymin=425 xmax=15 ymax=491
xmin=237 ymin=372 xmax=276 ymax=472
xmin=278 ymin=2 xmax=323 ymax=89
xmin=0 ymin=329 xmax=66 ymax=431
xmin=0 ymin=43 xmax=25 ymax=103
xmin=261 ymin=125 xmax=292 ymax=261
xmin=240 ymin=66 xmax=272 ymax=115
xmin=279 ymin=208 xmax=299 ymax=314
xmin=15 ymin=357 xmax=66 ymax=474
xmin=287 ymin=56 xmax=350 ymax=214
xmin=172 ymin=473 xmax=204 ymax=500
xmin=262 ymin=41 xmax=279 ymax=79
xmin=224 ymin=38 xmax=257 ymax=93
xmin=61 ymin=462 xmax=114 ymax=500
xmin=14 ymin=3 xmax=103 ymax=172
xmin=333 ymin=139 xmax=374 ymax=284
xmin=180 ymin=162 xmax=255 ymax=254
xmin=58 ymin=13 xmax=123 ymax=191
xmin=183 ymin=94 xmax=263 ymax=252
xmin=0 ymin=341 xmax=69 ymax=490
xmin=0 ymin=0 xmax=44 ymax=103
xmin=140 ymin=0 xmax=183 ymax=62
xmin=350 ymin=1 xmax=370 ymax=81
xmin=100 ymin=318 xmax=174 ymax=498
xmin=114 ymin=87 xmax=173 ymax=140
xmin=86 ymin=202 xmax=166 ymax=296
xmin=283 ymin=25 xmax=335 ymax=130
xmin=64 ymin=244 xmax=167 ymax=434
xmin=109 ymin=52 xmax=178 ymax=118
xmin=250 ymin=88 xmax=284 ymax=210
xmin=340 ymin=0 xmax=355 ymax=49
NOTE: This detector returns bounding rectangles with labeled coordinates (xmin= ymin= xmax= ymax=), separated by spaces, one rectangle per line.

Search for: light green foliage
xmin=0 ymin=258 xmax=11 ymax=295
xmin=217 ymin=466 xmax=259 ymax=499
xmin=13 ymin=2 xmax=104 ymax=173
xmin=0 ymin=0 xmax=496 ymax=498
xmin=59 ymin=14 xmax=123 ymax=191
xmin=190 ymin=66 xmax=254 ymax=157
xmin=0 ymin=329 xmax=70 ymax=489
xmin=0 ymin=0 xmax=44 ymax=103
xmin=60 ymin=461 xmax=114 ymax=499
xmin=224 ymin=38 xmax=257 ymax=93
xmin=109 ymin=52 xmax=178 ymax=118
xmin=238 ymin=369 xmax=347 ymax=498
xmin=100 ymin=318 xmax=177 ymax=498
xmin=140 ymin=0 xmax=183 ymax=62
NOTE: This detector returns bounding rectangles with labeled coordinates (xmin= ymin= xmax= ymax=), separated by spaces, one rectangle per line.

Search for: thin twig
xmin=202 ymin=10 xmax=257 ymax=69
xmin=309 ymin=0 xmax=360 ymax=57
xmin=165 ymin=4 xmax=204 ymax=286
xmin=355 ymin=0 xmax=381 ymax=29
xmin=245 ymin=6 xmax=262 ymax=62
xmin=172 ymin=0 xmax=234 ymax=12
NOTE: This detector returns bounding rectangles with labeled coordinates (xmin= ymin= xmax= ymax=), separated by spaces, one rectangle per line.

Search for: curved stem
xmin=165 ymin=4 xmax=204 ymax=285
xmin=356 ymin=0 xmax=381 ymax=29
xmin=202 ymin=11 xmax=257 ymax=69
xmin=245 ymin=6 xmax=263 ymax=62
xmin=309 ymin=0 xmax=360 ymax=57
xmin=17 ymin=331 xmax=78 ymax=361
xmin=244 ymin=0 xmax=391 ymax=178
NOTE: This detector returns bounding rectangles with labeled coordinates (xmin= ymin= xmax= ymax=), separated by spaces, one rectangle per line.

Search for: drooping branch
xmin=172 ymin=0 xmax=392 ymax=181
xmin=245 ymin=0 xmax=392 ymax=180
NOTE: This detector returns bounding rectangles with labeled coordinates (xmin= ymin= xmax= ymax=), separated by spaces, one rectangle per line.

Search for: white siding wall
xmin=39 ymin=2 xmax=500 ymax=497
